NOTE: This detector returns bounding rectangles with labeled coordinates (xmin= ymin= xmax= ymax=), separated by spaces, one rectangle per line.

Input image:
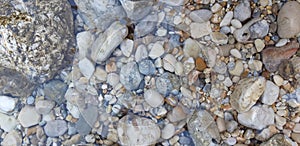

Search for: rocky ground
xmin=1 ymin=0 xmax=300 ymax=145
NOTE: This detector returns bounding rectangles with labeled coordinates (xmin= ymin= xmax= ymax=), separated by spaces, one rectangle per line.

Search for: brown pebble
xmin=27 ymin=126 xmax=37 ymax=136
xmin=261 ymin=70 xmax=270 ymax=79
xmin=262 ymin=41 xmax=299 ymax=72
xmin=195 ymin=57 xmax=207 ymax=71
xmin=278 ymin=60 xmax=294 ymax=79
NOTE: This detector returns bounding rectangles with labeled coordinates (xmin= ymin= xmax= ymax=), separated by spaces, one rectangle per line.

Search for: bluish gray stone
xmin=138 ymin=60 xmax=156 ymax=75
xmin=156 ymin=73 xmax=173 ymax=96
xmin=120 ymin=62 xmax=144 ymax=91
xmin=250 ymin=20 xmax=269 ymax=39
xmin=44 ymin=120 xmax=67 ymax=137
xmin=44 ymin=80 xmax=68 ymax=104
xmin=234 ymin=0 xmax=251 ymax=22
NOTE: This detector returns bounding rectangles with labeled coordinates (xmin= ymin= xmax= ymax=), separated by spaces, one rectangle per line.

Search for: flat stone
xmin=134 ymin=14 xmax=158 ymax=37
xmin=78 ymin=58 xmax=95 ymax=79
xmin=144 ymin=89 xmax=164 ymax=107
xmin=231 ymin=19 xmax=242 ymax=28
xmin=0 ymin=113 xmax=18 ymax=132
xmin=210 ymin=32 xmax=228 ymax=45
xmin=183 ymin=38 xmax=202 ymax=58
xmin=18 ymin=106 xmax=41 ymax=127
xmin=1 ymin=130 xmax=22 ymax=146
xmin=163 ymin=54 xmax=177 ymax=72
xmin=120 ymin=39 xmax=134 ymax=57
xmin=262 ymin=41 xmax=299 ymax=72
xmin=248 ymin=60 xmax=263 ymax=71
xmin=93 ymin=67 xmax=107 ymax=82
xmin=188 ymin=110 xmax=221 ymax=145
xmin=91 ymin=21 xmax=128 ymax=63
xmin=120 ymin=62 xmax=143 ymax=91
xmin=189 ymin=9 xmax=212 ymax=23
xmin=230 ymin=77 xmax=266 ymax=113
xmin=261 ymin=81 xmax=279 ymax=105
xmin=149 ymin=42 xmax=165 ymax=59
xmin=260 ymin=134 xmax=298 ymax=146
xmin=138 ymin=59 xmax=156 ymax=76
xmin=234 ymin=0 xmax=251 ymax=22
xmin=195 ymin=57 xmax=207 ymax=71
xmin=35 ymin=100 xmax=56 ymax=115
xmin=228 ymin=60 xmax=244 ymax=76
xmin=254 ymin=39 xmax=265 ymax=52
xmin=230 ymin=49 xmax=242 ymax=59
xmin=44 ymin=80 xmax=68 ymax=105
xmin=161 ymin=123 xmax=175 ymax=139
xmin=120 ymin=0 xmax=153 ymax=21
xmin=190 ymin=22 xmax=212 ymax=38
xmin=220 ymin=11 xmax=233 ymax=27
xmin=250 ymin=20 xmax=269 ymax=39
xmin=118 ymin=115 xmax=161 ymax=145
xmin=238 ymin=105 xmax=274 ymax=130
xmin=44 ymin=120 xmax=68 ymax=137
xmin=135 ymin=44 xmax=148 ymax=62
xmin=277 ymin=1 xmax=300 ymax=38
xmin=77 ymin=31 xmax=94 ymax=59
xmin=107 ymin=73 xmax=120 ymax=87
xmin=0 ymin=96 xmax=17 ymax=113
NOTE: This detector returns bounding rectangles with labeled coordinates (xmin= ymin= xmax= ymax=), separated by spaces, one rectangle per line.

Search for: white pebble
xmin=230 ymin=49 xmax=242 ymax=59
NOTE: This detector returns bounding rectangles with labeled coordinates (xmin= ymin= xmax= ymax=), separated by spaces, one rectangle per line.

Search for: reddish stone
xmin=262 ymin=41 xmax=299 ymax=72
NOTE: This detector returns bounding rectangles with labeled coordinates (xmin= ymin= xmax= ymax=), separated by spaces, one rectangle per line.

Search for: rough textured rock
xmin=44 ymin=120 xmax=68 ymax=137
xmin=262 ymin=41 xmax=299 ymax=72
xmin=0 ymin=0 xmax=74 ymax=83
xmin=188 ymin=110 xmax=221 ymax=145
xmin=238 ymin=105 xmax=274 ymax=130
xmin=230 ymin=77 xmax=266 ymax=113
xmin=117 ymin=115 xmax=161 ymax=145
xmin=120 ymin=62 xmax=143 ymax=91
xmin=277 ymin=1 xmax=300 ymax=38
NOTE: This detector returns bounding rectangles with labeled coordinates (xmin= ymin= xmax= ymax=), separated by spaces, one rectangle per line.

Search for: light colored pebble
xmin=248 ymin=60 xmax=263 ymax=71
xmin=144 ymin=89 xmax=164 ymax=108
xmin=163 ymin=54 xmax=177 ymax=72
xmin=78 ymin=58 xmax=95 ymax=79
xmin=220 ymin=11 xmax=233 ymax=27
xmin=273 ymin=75 xmax=284 ymax=86
xmin=229 ymin=60 xmax=244 ymax=76
xmin=120 ymin=39 xmax=134 ymax=57
xmin=175 ymin=62 xmax=184 ymax=76
xmin=231 ymin=19 xmax=242 ymax=28
xmin=135 ymin=44 xmax=148 ymax=62
xmin=18 ymin=106 xmax=41 ymax=128
xmin=149 ymin=42 xmax=165 ymax=59
xmin=254 ymin=39 xmax=265 ymax=52
xmin=230 ymin=49 xmax=242 ymax=59
xmin=261 ymin=80 xmax=279 ymax=105
xmin=161 ymin=123 xmax=175 ymax=139
xmin=210 ymin=32 xmax=228 ymax=45
xmin=211 ymin=3 xmax=222 ymax=13
xmin=190 ymin=22 xmax=212 ymax=38
xmin=0 ymin=96 xmax=17 ymax=113
xmin=0 ymin=113 xmax=18 ymax=132
xmin=275 ymin=39 xmax=288 ymax=47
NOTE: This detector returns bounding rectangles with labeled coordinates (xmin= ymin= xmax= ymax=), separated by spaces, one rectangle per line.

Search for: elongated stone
xmin=91 ymin=21 xmax=128 ymax=63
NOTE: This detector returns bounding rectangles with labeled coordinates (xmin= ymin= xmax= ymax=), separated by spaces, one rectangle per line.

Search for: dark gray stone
xmin=44 ymin=80 xmax=68 ymax=104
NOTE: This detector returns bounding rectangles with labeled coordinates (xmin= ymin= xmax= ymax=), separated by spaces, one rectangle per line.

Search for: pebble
xmin=261 ymin=80 xmax=279 ymax=105
xmin=225 ymin=120 xmax=238 ymax=133
xmin=190 ymin=22 xmax=212 ymax=38
xmin=228 ymin=60 xmax=244 ymax=76
xmin=211 ymin=3 xmax=222 ymax=13
xmin=234 ymin=0 xmax=251 ymax=22
xmin=0 ymin=95 xmax=17 ymax=113
xmin=248 ymin=60 xmax=263 ymax=71
xmin=120 ymin=0 xmax=153 ymax=21
xmin=78 ymin=58 xmax=95 ymax=79
xmin=156 ymin=73 xmax=173 ymax=96
xmin=1 ymin=130 xmax=22 ymax=146
xmin=230 ymin=77 xmax=266 ymax=113
xmin=188 ymin=110 xmax=220 ymax=145
xmin=91 ymin=21 xmax=128 ymax=63
xmin=273 ymin=75 xmax=284 ymax=86
xmin=183 ymin=38 xmax=202 ymax=58
xmin=144 ymin=89 xmax=164 ymax=108
xmin=138 ymin=59 xmax=156 ymax=75
xmin=230 ymin=49 xmax=242 ymax=59
xmin=293 ymin=123 xmax=300 ymax=133
xmin=226 ymin=137 xmax=237 ymax=145
xmin=216 ymin=117 xmax=226 ymax=132
xmin=276 ymin=39 xmax=288 ymax=47
xmin=106 ymin=73 xmax=120 ymax=87
xmin=223 ymin=77 xmax=233 ymax=87
xmin=117 ymin=115 xmax=161 ymax=145
xmin=238 ymin=105 xmax=274 ymax=130
xmin=291 ymin=133 xmax=300 ymax=143
xmin=0 ymin=113 xmax=18 ymax=132
xmin=163 ymin=54 xmax=177 ymax=72
xmin=135 ymin=44 xmax=148 ymax=62
xmin=189 ymin=9 xmax=212 ymax=23
xmin=277 ymin=1 xmax=300 ymax=38
xmin=120 ymin=62 xmax=143 ymax=91
xmin=262 ymin=41 xmax=299 ymax=72
xmin=134 ymin=14 xmax=158 ymax=37
xmin=175 ymin=62 xmax=184 ymax=76
xmin=76 ymin=31 xmax=94 ymax=59
xmin=44 ymin=80 xmax=68 ymax=105
xmin=250 ymin=20 xmax=269 ymax=39
xmin=26 ymin=96 xmax=35 ymax=105
xmin=93 ymin=67 xmax=107 ymax=82
xmin=210 ymin=32 xmax=228 ymax=45
xmin=149 ymin=42 xmax=165 ymax=59
xmin=254 ymin=39 xmax=265 ymax=52
xmin=35 ymin=100 xmax=55 ymax=115
xmin=161 ymin=123 xmax=175 ymax=139
xmin=44 ymin=120 xmax=68 ymax=137
xmin=195 ymin=57 xmax=207 ymax=71
xmin=18 ymin=106 xmax=41 ymax=127
xmin=167 ymin=105 xmax=188 ymax=122
xmin=159 ymin=0 xmax=185 ymax=6
xmin=220 ymin=11 xmax=233 ymax=27
xmin=231 ymin=19 xmax=242 ymax=29
xmin=120 ymin=39 xmax=134 ymax=57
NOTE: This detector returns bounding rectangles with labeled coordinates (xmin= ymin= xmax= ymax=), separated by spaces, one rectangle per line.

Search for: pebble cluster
xmin=0 ymin=0 xmax=300 ymax=145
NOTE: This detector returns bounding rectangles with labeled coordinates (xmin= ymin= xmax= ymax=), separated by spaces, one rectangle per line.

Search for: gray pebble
xmin=120 ymin=62 xmax=144 ymax=91
xmin=234 ymin=0 xmax=251 ymax=22
xmin=138 ymin=59 xmax=156 ymax=75
xmin=250 ymin=20 xmax=269 ymax=39
xmin=44 ymin=120 xmax=68 ymax=137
